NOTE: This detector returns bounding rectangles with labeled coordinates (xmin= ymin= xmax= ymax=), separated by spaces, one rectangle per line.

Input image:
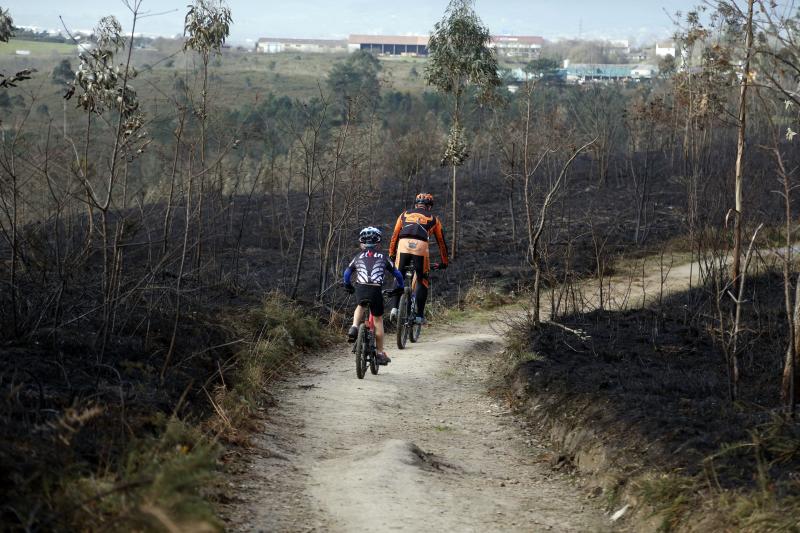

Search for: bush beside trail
xmin=0 ymin=293 xmax=332 ymax=531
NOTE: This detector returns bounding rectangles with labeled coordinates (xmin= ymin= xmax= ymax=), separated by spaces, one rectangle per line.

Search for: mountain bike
xmin=396 ymin=263 xmax=440 ymax=350
xmin=352 ymin=288 xmax=403 ymax=379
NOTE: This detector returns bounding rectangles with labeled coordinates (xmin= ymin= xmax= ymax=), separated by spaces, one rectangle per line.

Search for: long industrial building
xmin=347 ymin=34 xmax=544 ymax=58
xmin=347 ymin=35 xmax=429 ymax=56
xmin=256 ymin=34 xmax=545 ymax=59
xmin=256 ymin=37 xmax=347 ymax=54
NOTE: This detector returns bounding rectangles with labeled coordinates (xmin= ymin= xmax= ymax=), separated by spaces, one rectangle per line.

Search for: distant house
xmin=608 ymin=39 xmax=631 ymax=55
xmin=490 ymin=35 xmax=544 ymax=59
xmin=256 ymin=37 xmax=347 ymax=54
xmin=561 ymin=60 xmax=657 ymax=83
xmin=348 ymin=35 xmax=429 ymax=56
xmin=656 ymin=42 xmax=676 ymax=58
xmin=631 ymin=65 xmax=657 ymax=78
xmin=508 ymin=68 xmax=534 ymax=81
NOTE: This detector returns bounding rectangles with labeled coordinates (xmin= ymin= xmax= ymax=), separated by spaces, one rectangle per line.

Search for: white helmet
xmin=359 ymin=226 xmax=382 ymax=248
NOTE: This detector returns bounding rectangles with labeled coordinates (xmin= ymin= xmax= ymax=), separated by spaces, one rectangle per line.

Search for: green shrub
xmin=65 ymin=418 xmax=221 ymax=532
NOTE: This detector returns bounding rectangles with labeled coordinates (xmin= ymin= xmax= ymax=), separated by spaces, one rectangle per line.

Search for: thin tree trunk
xmin=451 ymin=164 xmax=458 ymax=258
xmin=774 ymin=145 xmax=799 ymax=411
xmin=731 ymin=0 xmax=755 ymax=291
xmin=729 ymin=223 xmax=762 ymax=401
xmin=163 ymin=112 xmax=186 ymax=256
xmin=162 ymin=154 xmax=195 ymax=380
xmin=9 ymin=157 xmax=18 ymax=335
xmin=291 ymin=193 xmax=312 ymax=299
xmin=195 ymin=58 xmax=209 ymax=273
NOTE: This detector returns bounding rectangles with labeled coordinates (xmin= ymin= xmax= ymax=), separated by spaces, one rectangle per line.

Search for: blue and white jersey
xmin=344 ymin=249 xmax=404 ymax=289
xmin=346 ymin=250 xmax=395 ymax=285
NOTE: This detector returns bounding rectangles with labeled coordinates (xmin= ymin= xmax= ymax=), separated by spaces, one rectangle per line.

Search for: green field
xmin=0 ymin=46 xmax=434 ymax=121
xmin=0 ymin=39 xmax=75 ymax=56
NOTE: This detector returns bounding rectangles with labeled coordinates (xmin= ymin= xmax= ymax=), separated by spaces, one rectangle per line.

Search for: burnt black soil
xmin=0 ymin=305 xmax=234 ymax=528
xmin=509 ymin=272 xmax=800 ymax=499
xmin=0 ymin=157 xmax=699 ymax=531
xmin=245 ymin=157 xmax=689 ymax=306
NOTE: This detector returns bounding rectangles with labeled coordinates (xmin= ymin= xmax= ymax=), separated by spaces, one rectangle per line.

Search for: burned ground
xmin=507 ymin=271 xmax=800 ymax=528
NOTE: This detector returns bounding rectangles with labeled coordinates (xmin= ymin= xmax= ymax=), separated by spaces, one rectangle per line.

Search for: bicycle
xmin=351 ymin=287 xmax=403 ymax=379
xmin=396 ymin=263 xmax=440 ymax=350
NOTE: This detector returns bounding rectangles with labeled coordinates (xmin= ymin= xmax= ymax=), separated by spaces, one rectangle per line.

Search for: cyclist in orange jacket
xmin=388 ymin=193 xmax=449 ymax=325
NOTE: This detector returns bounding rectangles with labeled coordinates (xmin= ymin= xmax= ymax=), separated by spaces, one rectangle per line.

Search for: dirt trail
xmin=225 ymin=253 xmax=719 ymax=532
xmin=228 ymin=316 xmax=611 ymax=532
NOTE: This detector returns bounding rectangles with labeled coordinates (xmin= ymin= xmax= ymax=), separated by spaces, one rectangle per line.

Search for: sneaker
xmin=347 ymin=326 xmax=358 ymax=343
xmin=376 ymin=352 xmax=391 ymax=365
xmin=414 ymin=316 xmax=426 ymax=326
xmin=390 ymin=308 xmax=398 ymax=321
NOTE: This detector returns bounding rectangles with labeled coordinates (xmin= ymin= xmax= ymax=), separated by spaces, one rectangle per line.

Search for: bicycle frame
xmin=353 ymin=301 xmax=378 ymax=378
xmin=405 ymin=268 xmax=418 ymax=295
xmin=349 ymin=286 xmax=401 ymax=376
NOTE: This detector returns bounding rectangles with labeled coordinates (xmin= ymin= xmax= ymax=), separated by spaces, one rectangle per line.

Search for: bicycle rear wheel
xmin=355 ymin=325 xmax=367 ymax=379
xmin=409 ymin=298 xmax=422 ymax=343
xmin=369 ymin=343 xmax=379 ymax=375
xmin=396 ymin=293 xmax=409 ymax=350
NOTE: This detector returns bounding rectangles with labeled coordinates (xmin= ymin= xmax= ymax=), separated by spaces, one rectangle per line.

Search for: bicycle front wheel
xmin=355 ymin=324 xmax=367 ymax=379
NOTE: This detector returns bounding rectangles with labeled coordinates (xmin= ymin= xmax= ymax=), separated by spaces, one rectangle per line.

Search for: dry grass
xmin=463 ymin=278 xmax=511 ymax=310
xmin=0 ymin=292 xmax=330 ymax=531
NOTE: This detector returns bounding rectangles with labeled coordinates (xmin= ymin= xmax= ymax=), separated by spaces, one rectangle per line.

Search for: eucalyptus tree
xmin=0 ymin=7 xmax=11 ymax=42
xmin=0 ymin=5 xmax=22 ymax=334
xmin=326 ymin=49 xmax=382 ymax=121
xmin=0 ymin=8 xmax=33 ymax=91
xmin=182 ymin=0 xmax=232 ymax=270
xmin=425 ymin=0 xmax=500 ymax=258
xmin=61 ymin=5 xmax=148 ymax=355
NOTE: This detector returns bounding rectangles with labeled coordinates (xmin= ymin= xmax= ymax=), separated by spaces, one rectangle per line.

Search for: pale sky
xmin=7 ymin=0 xmax=700 ymax=44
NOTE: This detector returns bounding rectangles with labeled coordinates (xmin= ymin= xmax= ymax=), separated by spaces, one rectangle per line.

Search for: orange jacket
xmin=389 ymin=207 xmax=449 ymax=265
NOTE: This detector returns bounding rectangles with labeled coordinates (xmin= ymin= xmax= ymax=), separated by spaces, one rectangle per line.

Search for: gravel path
xmin=227 ymin=314 xmax=610 ymax=532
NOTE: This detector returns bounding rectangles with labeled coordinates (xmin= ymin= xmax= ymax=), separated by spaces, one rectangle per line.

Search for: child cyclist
xmin=343 ymin=227 xmax=404 ymax=366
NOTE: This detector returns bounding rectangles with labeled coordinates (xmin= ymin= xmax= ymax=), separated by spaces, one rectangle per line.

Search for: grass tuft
xmin=463 ymin=278 xmax=510 ymax=310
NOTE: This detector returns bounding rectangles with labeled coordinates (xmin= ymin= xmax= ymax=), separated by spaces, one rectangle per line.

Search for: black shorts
xmin=397 ymin=253 xmax=429 ymax=284
xmin=355 ymin=284 xmax=384 ymax=317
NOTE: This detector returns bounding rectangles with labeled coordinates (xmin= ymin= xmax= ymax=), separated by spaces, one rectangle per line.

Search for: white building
xmin=608 ymin=39 xmax=631 ymax=55
xmin=631 ymin=65 xmax=657 ymax=79
xmin=656 ymin=42 xmax=676 ymax=58
xmin=256 ymin=38 xmax=347 ymax=54
xmin=490 ymin=35 xmax=544 ymax=58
